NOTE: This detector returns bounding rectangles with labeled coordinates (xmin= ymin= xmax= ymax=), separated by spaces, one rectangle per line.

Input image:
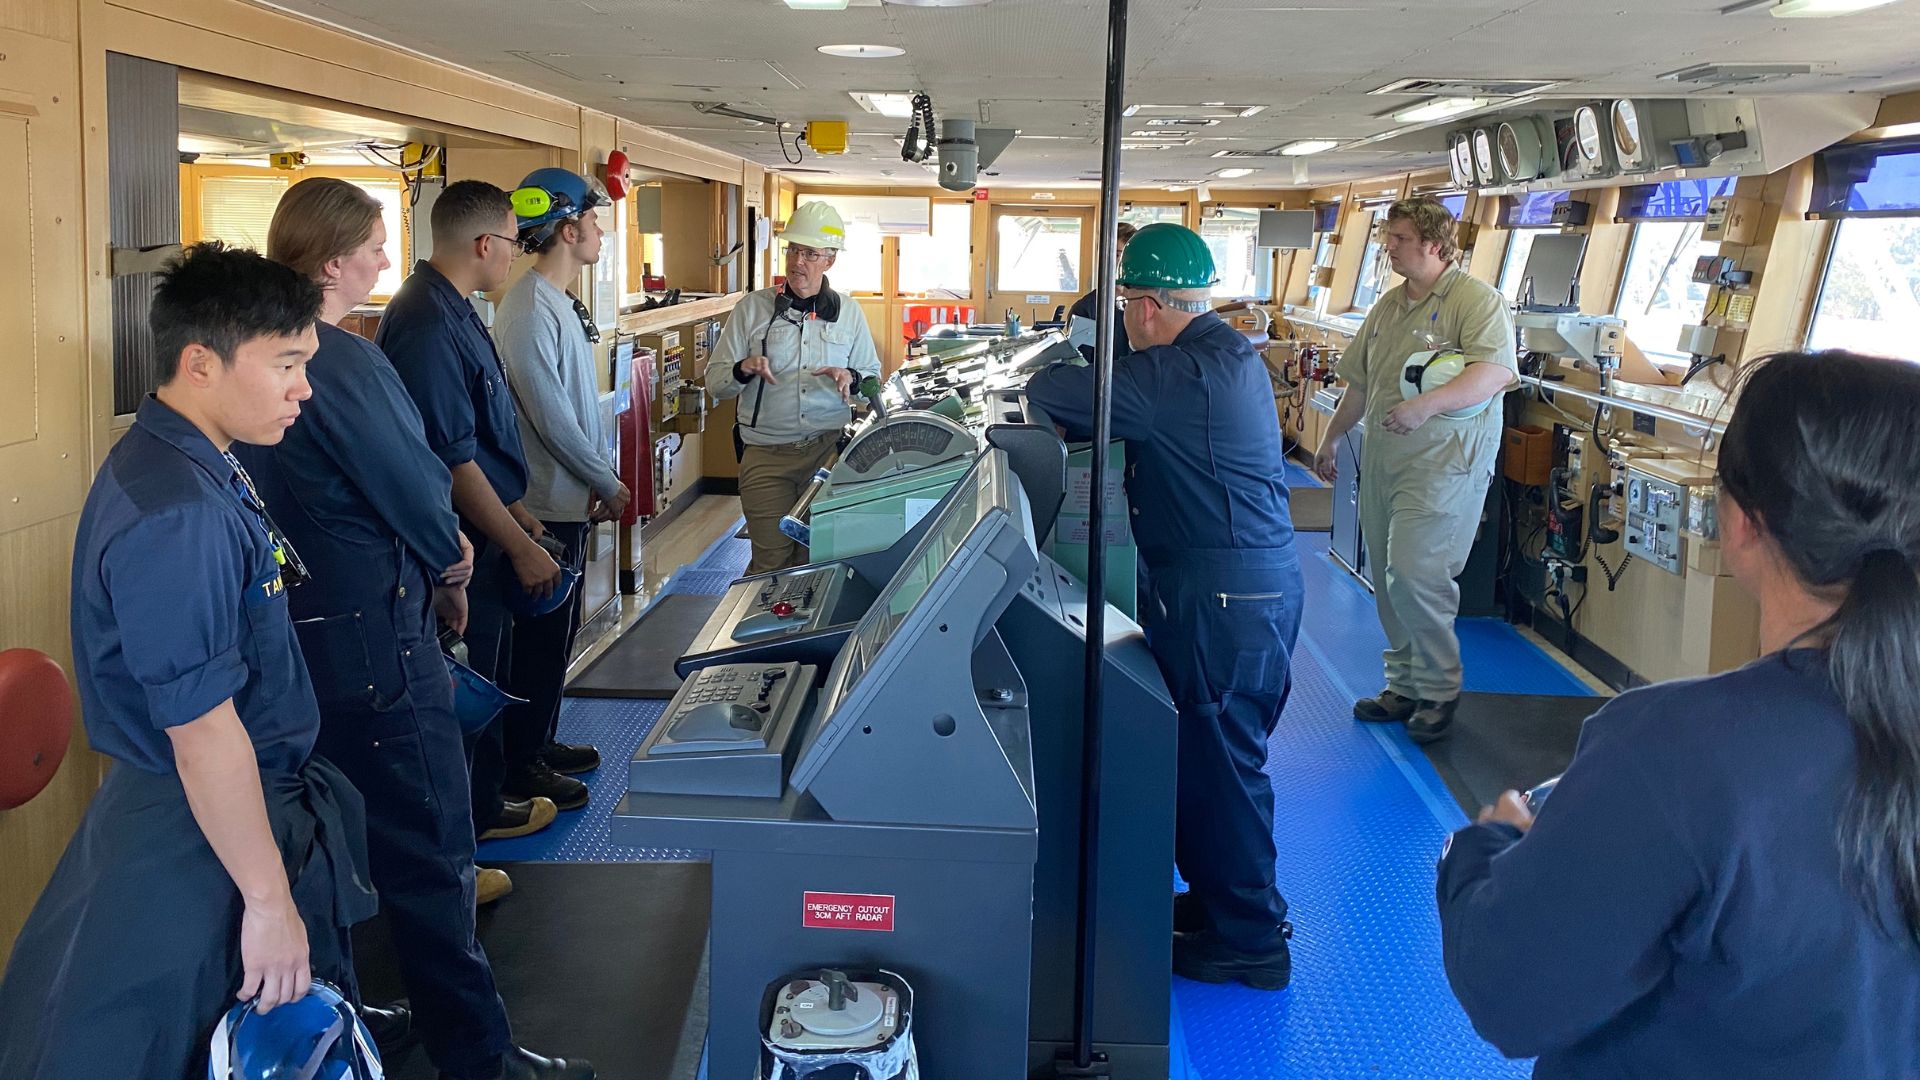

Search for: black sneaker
xmin=1353 ymin=689 xmax=1418 ymax=723
xmin=504 ymin=762 xmax=590 ymax=811
xmin=1173 ymin=891 xmax=1209 ymax=935
xmin=1172 ymin=924 xmax=1293 ymax=991
xmin=1407 ymin=698 xmax=1459 ymax=744
xmin=358 ymin=1001 xmax=412 ymax=1057
xmin=541 ymin=741 xmax=601 ymax=775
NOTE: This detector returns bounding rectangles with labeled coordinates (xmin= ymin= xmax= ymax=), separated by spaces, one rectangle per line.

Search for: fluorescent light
xmin=1213 ymin=167 xmax=1256 ymax=179
xmin=1391 ymin=97 xmax=1491 ymax=124
xmin=1771 ymin=0 xmax=1897 ymax=14
xmin=849 ymin=91 xmax=916 ymax=118
xmin=1279 ymin=139 xmax=1339 ymax=156
xmin=819 ymin=44 xmax=905 ymax=57
xmin=785 ymin=0 xmax=850 ymax=8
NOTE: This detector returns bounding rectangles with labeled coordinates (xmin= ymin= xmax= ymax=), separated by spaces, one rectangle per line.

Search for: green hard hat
xmin=1117 ymin=223 xmax=1217 ymax=290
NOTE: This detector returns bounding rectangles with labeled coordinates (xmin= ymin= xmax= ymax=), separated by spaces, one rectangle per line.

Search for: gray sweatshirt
xmin=495 ymin=272 xmax=621 ymax=522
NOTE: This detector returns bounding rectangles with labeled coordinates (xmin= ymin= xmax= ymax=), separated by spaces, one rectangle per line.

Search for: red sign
xmin=803 ymin=891 xmax=896 ymax=932
xmin=973 ymin=188 xmax=990 ymax=201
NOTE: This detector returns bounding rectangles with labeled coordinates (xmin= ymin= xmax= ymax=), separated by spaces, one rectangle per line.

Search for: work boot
xmin=1353 ymin=689 xmax=1418 ymax=723
xmin=479 ymin=796 xmax=558 ymax=841
xmin=504 ymin=762 xmax=590 ymax=811
xmin=541 ymin=741 xmax=601 ymax=775
xmin=1407 ymin=698 xmax=1460 ymax=744
xmin=476 ymin=867 xmax=514 ymax=907
xmin=1173 ymin=891 xmax=1210 ymax=935
xmin=1172 ymin=924 xmax=1294 ymax=991
xmin=442 ymin=1046 xmax=594 ymax=1080
xmin=358 ymin=1001 xmax=413 ymax=1057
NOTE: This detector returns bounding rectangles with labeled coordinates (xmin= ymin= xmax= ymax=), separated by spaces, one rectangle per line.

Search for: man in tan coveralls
xmin=1312 ymin=197 xmax=1517 ymax=743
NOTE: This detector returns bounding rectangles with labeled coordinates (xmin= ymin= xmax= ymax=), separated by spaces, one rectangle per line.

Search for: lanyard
xmin=222 ymin=451 xmax=312 ymax=589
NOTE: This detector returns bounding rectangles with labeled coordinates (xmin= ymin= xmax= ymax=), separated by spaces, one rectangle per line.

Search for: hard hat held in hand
xmin=1402 ymin=349 xmax=1493 ymax=419
xmin=784 ymin=201 xmax=849 ymax=251
xmin=1116 ymin=223 xmax=1218 ymax=291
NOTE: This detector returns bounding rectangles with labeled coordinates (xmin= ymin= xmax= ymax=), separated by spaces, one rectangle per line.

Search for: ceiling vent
xmin=1370 ymin=77 xmax=1562 ymax=98
xmin=1211 ymin=146 xmax=1301 ymax=159
xmin=1661 ymin=62 xmax=1816 ymax=86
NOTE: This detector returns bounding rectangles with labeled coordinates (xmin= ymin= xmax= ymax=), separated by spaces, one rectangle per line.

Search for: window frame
xmin=895 ymin=198 xmax=976 ymax=300
xmin=1199 ymin=205 xmax=1280 ymax=302
xmin=1350 ymin=205 xmax=1393 ymax=312
xmin=1611 ymin=219 xmax=1719 ymax=368
xmin=180 ymin=163 xmax=413 ymax=304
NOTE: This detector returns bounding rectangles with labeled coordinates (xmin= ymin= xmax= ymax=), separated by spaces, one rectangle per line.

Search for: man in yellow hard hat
xmin=1311 ymin=196 xmax=1517 ymax=743
xmin=706 ymin=200 xmax=882 ymax=574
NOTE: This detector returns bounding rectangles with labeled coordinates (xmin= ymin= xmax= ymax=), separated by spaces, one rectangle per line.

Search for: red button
xmin=771 ymin=601 xmax=796 ymax=618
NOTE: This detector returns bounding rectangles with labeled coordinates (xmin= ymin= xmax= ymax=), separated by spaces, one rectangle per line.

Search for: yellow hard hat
xmin=784 ymin=201 xmax=848 ymax=250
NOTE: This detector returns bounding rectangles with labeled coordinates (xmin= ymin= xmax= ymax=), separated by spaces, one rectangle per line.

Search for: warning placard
xmin=802 ymin=891 xmax=896 ymax=932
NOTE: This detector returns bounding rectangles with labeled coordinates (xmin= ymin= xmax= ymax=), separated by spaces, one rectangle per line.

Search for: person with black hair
xmin=1437 ymin=349 xmax=1920 ymax=1076
xmin=0 ymin=242 xmax=378 ymax=1079
xmin=378 ymin=180 xmax=582 ymax=850
xmin=1067 ymin=221 xmax=1135 ymax=359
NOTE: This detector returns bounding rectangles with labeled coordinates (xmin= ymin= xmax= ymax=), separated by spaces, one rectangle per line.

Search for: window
xmin=1122 ymin=204 xmax=1184 ymax=228
xmin=995 ymin=212 xmax=1083 ymax=293
xmin=198 ymin=174 xmax=289 ymax=251
xmin=796 ymin=196 xmax=883 ymax=293
xmin=1618 ymin=177 xmax=1736 ymax=222
xmin=898 ymin=202 xmax=973 ymax=298
xmin=1500 ymin=229 xmax=1545 ymax=301
xmin=1351 ymin=206 xmax=1391 ymax=310
xmin=1614 ymin=221 xmax=1719 ymax=364
xmin=1201 ymin=207 xmax=1275 ymax=300
xmin=1807 ymin=217 xmax=1920 ymax=359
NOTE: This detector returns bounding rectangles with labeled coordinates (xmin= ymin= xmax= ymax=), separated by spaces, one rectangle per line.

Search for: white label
xmin=903 ymin=497 xmax=940 ymax=530
xmin=1025 ymin=294 xmax=1050 ymax=304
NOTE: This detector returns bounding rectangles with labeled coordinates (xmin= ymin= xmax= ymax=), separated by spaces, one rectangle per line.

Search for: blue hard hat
xmin=504 ymin=537 xmax=582 ymax=617
xmin=511 ymin=168 xmax=609 ymax=251
xmin=207 ymin=979 xmax=383 ymax=1080
xmin=447 ymin=653 xmax=527 ymax=735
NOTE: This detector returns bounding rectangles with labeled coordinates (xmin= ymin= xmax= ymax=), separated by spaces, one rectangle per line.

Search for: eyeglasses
xmin=477 ymin=233 xmax=524 ymax=256
xmin=786 ymin=246 xmax=833 ymax=265
xmin=1117 ymin=292 xmax=1159 ymax=311
xmin=568 ymin=292 xmax=602 ymax=345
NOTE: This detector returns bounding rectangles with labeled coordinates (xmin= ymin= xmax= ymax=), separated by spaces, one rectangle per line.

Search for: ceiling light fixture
xmin=784 ymin=0 xmax=851 ymax=9
xmin=1770 ymin=0 xmax=1896 ymax=15
xmin=849 ymin=91 xmax=917 ymax=118
xmin=1124 ymin=103 xmax=1267 ymax=119
xmin=1213 ymin=167 xmax=1256 ymax=178
xmin=819 ymin=44 xmax=906 ymax=57
xmin=1279 ymin=139 xmax=1339 ymax=155
xmin=1391 ymin=97 xmax=1492 ymax=124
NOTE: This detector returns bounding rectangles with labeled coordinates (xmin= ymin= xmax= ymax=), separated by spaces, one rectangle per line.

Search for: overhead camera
xmin=934 ymin=119 xmax=1016 ymax=193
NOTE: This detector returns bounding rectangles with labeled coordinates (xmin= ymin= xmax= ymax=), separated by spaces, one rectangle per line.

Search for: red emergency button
xmin=771 ymin=601 xmax=797 ymax=618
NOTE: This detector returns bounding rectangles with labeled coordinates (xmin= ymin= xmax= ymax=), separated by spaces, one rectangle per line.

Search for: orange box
xmin=1503 ymin=425 xmax=1553 ymax=487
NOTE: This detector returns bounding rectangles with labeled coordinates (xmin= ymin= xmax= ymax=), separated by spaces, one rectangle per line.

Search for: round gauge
xmin=1497 ymin=118 xmax=1547 ymax=181
xmin=1613 ymin=99 xmax=1643 ymax=161
xmin=1472 ymin=128 xmax=1496 ymax=185
xmin=1575 ymin=105 xmax=1605 ymax=162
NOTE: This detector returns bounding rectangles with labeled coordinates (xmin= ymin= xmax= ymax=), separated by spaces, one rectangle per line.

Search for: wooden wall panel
xmin=0 ymin=0 xmax=75 ymax=40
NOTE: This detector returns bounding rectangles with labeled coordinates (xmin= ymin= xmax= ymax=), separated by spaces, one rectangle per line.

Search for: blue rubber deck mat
xmin=1284 ymin=460 xmax=1323 ymax=490
xmin=1293 ymin=533 xmax=1597 ymax=700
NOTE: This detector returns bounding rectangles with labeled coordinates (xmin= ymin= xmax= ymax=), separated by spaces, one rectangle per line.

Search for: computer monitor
xmin=789 ymin=448 xmax=1037 ymax=792
xmin=1517 ymin=233 xmax=1587 ymax=311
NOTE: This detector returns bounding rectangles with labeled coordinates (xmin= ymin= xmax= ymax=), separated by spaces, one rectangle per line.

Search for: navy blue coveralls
xmin=233 ymin=321 xmax=515 ymax=1078
xmin=378 ymin=262 xmax=532 ymax=835
xmin=1026 ymin=313 xmax=1302 ymax=951
xmin=1438 ymin=650 xmax=1920 ymax=1078
xmin=0 ymin=397 xmax=375 ymax=1080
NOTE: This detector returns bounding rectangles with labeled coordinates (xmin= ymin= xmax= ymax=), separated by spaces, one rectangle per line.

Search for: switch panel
xmin=1623 ymin=465 xmax=1689 ymax=574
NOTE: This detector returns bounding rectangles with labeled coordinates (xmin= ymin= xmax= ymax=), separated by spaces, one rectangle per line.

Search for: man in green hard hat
xmin=1023 ymin=222 xmax=1304 ymax=990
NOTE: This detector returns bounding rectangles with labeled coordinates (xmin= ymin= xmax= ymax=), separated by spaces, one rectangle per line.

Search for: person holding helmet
xmin=378 ymin=181 xmax=582 ymax=847
xmin=1310 ymin=197 xmax=1517 ymax=744
xmin=1023 ymin=223 xmax=1304 ymax=991
xmin=706 ymin=199 xmax=882 ymax=575
xmin=493 ymin=168 xmax=626 ymax=811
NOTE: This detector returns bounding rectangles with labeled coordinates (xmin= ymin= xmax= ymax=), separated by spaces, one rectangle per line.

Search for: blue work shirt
xmin=69 ymin=396 xmax=320 ymax=774
xmin=377 ymin=261 xmax=530 ymax=507
xmin=1024 ymin=312 xmax=1295 ymax=566
xmin=1438 ymin=649 xmax=1920 ymax=1078
xmin=234 ymin=322 xmax=463 ymax=706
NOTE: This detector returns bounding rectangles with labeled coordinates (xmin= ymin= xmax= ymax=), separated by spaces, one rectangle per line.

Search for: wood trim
xmin=615 ymin=292 xmax=743 ymax=336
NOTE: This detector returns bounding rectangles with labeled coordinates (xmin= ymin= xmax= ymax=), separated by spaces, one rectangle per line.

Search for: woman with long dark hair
xmin=1437 ymin=350 xmax=1920 ymax=1076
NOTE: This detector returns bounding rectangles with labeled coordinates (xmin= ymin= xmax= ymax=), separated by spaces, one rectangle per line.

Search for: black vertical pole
xmin=1060 ymin=0 xmax=1127 ymax=1073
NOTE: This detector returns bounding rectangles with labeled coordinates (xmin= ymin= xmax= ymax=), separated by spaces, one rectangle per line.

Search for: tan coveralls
xmin=1335 ymin=267 xmax=1517 ymax=703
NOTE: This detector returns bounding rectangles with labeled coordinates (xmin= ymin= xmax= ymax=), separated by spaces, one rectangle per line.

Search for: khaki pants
xmin=1357 ymin=421 xmax=1499 ymax=703
xmin=739 ymin=433 xmax=840 ymax=575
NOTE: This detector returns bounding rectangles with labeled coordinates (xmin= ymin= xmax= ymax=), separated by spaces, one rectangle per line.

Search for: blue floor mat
xmin=1172 ymin=613 xmax=1529 ymax=1079
xmin=691 ymin=525 xmax=752 ymax=578
xmin=663 ymin=568 xmax=739 ymax=597
xmin=1294 ymin=533 xmax=1596 ymax=700
xmin=1285 ymin=461 xmax=1323 ymax=490
xmin=476 ymin=697 xmax=701 ymax=863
